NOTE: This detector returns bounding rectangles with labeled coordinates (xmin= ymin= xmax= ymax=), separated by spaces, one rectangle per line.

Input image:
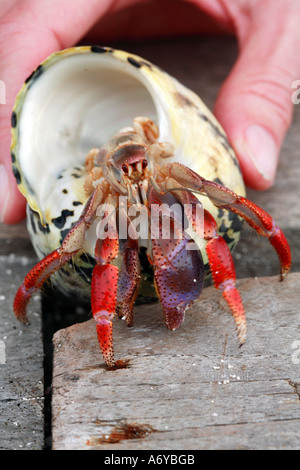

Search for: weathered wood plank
xmin=52 ymin=272 xmax=300 ymax=450
xmin=0 ymin=222 xmax=44 ymax=450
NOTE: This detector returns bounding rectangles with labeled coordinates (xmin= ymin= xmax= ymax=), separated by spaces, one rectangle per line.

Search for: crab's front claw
xmin=169 ymin=186 xmax=247 ymax=345
xmin=152 ymin=241 xmax=204 ymax=330
xmin=149 ymin=188 xmax=204 ymax=330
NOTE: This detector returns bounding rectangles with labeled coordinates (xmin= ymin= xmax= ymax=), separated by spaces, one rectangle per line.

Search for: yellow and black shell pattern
xmin=11 ymin=46 xmax=245 ymax=299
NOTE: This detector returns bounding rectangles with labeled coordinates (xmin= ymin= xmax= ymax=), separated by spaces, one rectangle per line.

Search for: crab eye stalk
xmin=122 ymin=163 xmax=129 ymax=174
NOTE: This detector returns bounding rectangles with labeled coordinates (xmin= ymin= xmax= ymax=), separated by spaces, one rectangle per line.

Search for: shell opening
xmin=17 ymin=52 xmax=170 ymax=216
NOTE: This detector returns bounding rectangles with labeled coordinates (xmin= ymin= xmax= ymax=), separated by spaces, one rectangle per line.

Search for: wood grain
xmin=52 ymin=273 xmax=300 ymax=450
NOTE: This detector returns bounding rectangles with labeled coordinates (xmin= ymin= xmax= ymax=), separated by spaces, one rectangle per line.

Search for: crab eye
xmin=141 ymin=159 xmax=148 ymax=169
xmin=122 ymin=163 xmax=129 ymax=174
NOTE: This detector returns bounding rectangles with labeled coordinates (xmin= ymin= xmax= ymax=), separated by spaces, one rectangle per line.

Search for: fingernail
xmin=244 ymin=125 xmax=278 ymax=182
xmin=0 ymin=164 xmax=10 ymax=223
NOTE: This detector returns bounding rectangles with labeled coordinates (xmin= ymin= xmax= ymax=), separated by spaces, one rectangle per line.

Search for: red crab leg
xmin=92 ymin=242 xmax=118 ymax=368
xmin=114 ymin=207 xmax=141 ymax=327
xmin=92 ymin=206 xmax=119 ymax=368
xmin=165 ymin=162 xmax=292 ymax=280
xmin=13 ymin=186 xmax=104 ymax=324
xmin=92 ymin=202 xmax=142 ymax=366
xmin=116 ymin=237 xmax=140 ymax=327
xmin=203 ymin=210 xmax=246 ymax=344
xmin=148 ymin=188 xmax=204 ymax=330
xmin=14 ymin=250 xmax=74 ymax=324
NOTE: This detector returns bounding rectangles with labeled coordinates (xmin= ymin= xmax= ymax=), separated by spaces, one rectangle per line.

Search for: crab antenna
xmin=163 ymin=186 xmax=207 ymax=198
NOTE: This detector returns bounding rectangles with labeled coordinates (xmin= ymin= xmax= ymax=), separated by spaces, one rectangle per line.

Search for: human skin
xmin=1 ymin=0 xmax=299 ymax=224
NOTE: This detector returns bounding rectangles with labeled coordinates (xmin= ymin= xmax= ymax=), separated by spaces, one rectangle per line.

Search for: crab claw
xmin=166 ymin=185 xmax=247 ymax=345
xmin=149 ymin=188 xmax=204 ymax=330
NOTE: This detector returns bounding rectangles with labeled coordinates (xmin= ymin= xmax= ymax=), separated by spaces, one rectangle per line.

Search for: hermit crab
xmin=11 ymin=47 xmax=291 ymax=368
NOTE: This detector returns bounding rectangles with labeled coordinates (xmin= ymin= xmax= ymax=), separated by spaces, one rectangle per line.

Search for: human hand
xmin=1 ymin=0 xmax=299 ymax=224
xmin=0 ymin=0 xmax=140 ymax=224
xmin=187 ymin=0 xmax=300 ymax=192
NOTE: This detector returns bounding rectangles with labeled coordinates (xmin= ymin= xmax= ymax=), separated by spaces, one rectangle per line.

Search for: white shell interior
xmin=18 ymin=53 xmax=172 ymax=214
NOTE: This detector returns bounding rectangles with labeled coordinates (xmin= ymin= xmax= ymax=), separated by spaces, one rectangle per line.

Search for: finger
xmin=0 ymin=0 xmax=123 ymax=224
xmin=0 ymin=0 xmax=18 ymax=17
xmin=213 ymin=1 xmax=300 ymax=190
xmin=85 ymin=0 xmax=223 ymax=42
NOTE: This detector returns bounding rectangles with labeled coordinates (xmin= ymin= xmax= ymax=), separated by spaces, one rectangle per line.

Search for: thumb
xmin=214 ymin=1 xmax=300 ymax=190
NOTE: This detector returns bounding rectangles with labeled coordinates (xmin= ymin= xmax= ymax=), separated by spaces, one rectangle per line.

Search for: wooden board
xmin=52 ymin=273 xmax=300 ymax=450
xmin=0 ymin=221 xmax=44 ymax=450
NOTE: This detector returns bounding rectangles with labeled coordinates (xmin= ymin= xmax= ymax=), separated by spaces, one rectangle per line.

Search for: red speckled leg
xmin=92 ymin=262 xmax=118 ymax=368
xmin=92 ymin=224 xmax=119 ymax=368
xmin=203 ymin=210 xmax=246 ymax=345
xmin=116 ymin=238 xmax=140 ymax=327
xmin=13 ymin=250 xmax=73 ymax=324
xmin=92 ymin=205 xmax=143 ymax=366
xmin=166 ymin=162 xmax=292 ymax=279
xmin=13 ymin=186 xmax=104 ymax=324
xmin=115 ymin=207 xmax=141 ymax=327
